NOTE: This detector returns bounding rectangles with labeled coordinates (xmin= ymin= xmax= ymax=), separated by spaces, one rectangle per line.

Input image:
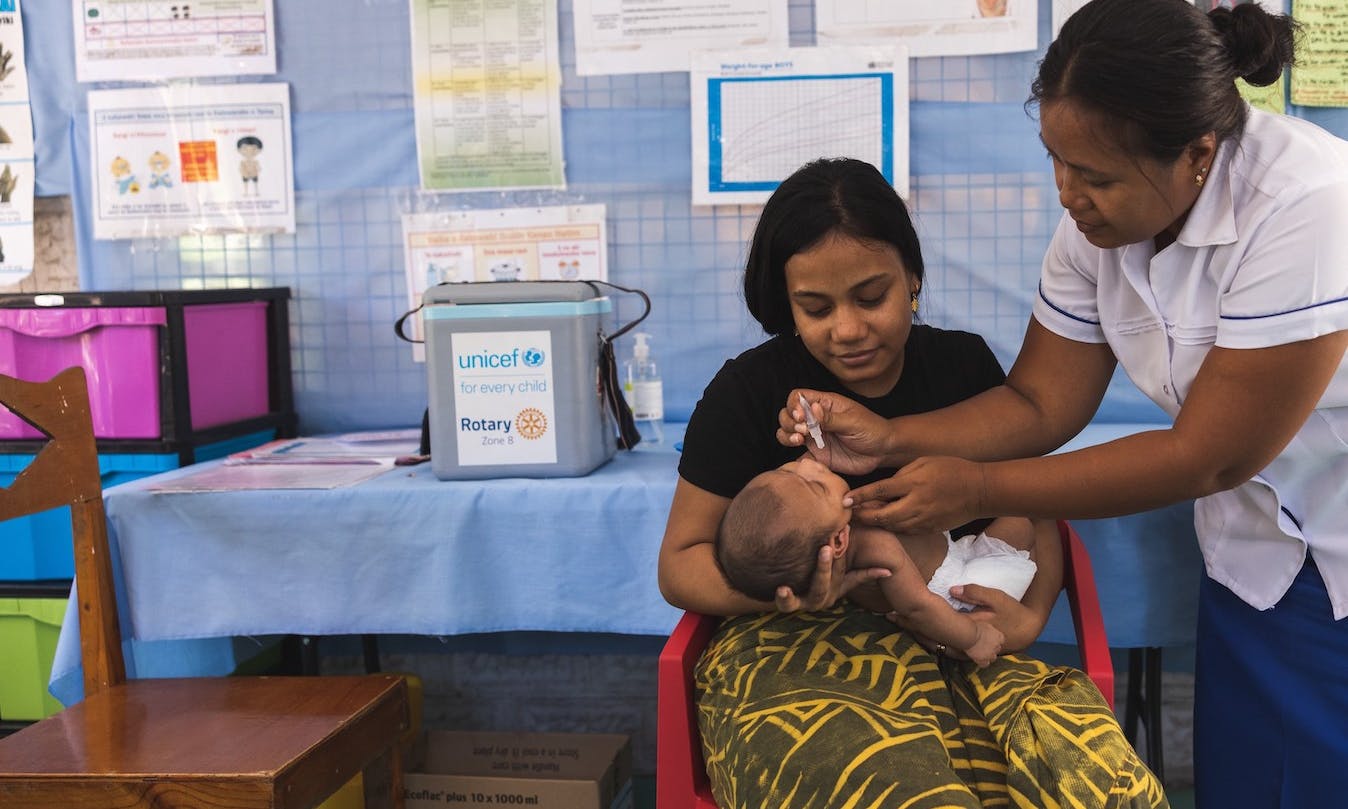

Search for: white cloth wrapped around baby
xmin=928 ymin=531 xmax=1038 ymax=611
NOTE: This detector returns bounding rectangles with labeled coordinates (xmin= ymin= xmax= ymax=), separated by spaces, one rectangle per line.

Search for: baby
xmin=715 ymin=456 xmax=1038 ymax=667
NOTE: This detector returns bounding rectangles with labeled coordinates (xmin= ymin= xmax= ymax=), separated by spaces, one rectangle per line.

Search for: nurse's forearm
xmin=974 ymin=332 xmax=1348 ymax=520
xmin=977 ymin=428 xmax=1232 ymax=521
xmin=881 ymin=383 xmax=1088 ymax=465
xmin=882 ymin=322 xmax=1115 ymax=465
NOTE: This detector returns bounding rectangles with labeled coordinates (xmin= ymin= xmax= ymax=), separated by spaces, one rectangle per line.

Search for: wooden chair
xmin=0 ymin=367 xmax=410 ymax=809
xmin=656 ymin=519 xmax=1115 ymax=809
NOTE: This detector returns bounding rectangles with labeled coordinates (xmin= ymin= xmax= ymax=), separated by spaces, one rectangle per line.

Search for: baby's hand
xmin=964 ymin=622 xmax=1005 ymax=668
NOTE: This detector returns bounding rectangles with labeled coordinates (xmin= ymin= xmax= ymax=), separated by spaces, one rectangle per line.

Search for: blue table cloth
xmin=50 ymin=438 xmax=685 ymax=702
xmin=1042 ymin=424 xmax=1203 ymax=649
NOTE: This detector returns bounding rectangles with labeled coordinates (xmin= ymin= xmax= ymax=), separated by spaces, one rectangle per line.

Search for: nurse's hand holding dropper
xmin=779 ymin=389 xmax=908 ymax=477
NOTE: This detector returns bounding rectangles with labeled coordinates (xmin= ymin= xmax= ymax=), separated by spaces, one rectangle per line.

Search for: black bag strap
xmin=584 ymin=280 xmax=649 ymax=450
xmin=394 ymin=305 xmax=423 ymax=344
xmin=394 ymin=280 xmax=650 ymax=343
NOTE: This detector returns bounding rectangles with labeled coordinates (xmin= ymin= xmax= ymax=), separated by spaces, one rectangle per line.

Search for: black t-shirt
xmin=679 ymin=324 xmax=1006 ymax=499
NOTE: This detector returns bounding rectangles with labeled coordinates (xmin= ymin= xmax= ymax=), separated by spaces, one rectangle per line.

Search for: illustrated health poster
xmin=88 ymin=83 xmax=295 ymax=239
xmin=0 ymin=0 xmax=34 ymax=286
xmin=73 ymin=0 xmax=277 ymax=83
xmin=691 ymin=46 xmax=908 ymax=207
xmin=816 ymin=1 xmax=1036 ymax=58
xmin=402 ymin=204 xmax=608 ymax=358
xmin=571 ymin=0 xmax=788 ymax=76
xmin=409 ymin=0 xmax=565 ymax=191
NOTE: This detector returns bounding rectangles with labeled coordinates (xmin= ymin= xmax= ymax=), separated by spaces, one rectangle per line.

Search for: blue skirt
xmin=1194 ymin=556 xmax=1348 ymax=808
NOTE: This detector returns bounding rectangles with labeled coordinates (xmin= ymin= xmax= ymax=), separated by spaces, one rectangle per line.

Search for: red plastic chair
xmin=656 ymin=519 xmax=1115 ymax=809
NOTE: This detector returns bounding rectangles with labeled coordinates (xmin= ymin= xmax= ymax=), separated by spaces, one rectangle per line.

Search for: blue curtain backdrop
xmin=23 ymin=0 xmax=1347 ymax=432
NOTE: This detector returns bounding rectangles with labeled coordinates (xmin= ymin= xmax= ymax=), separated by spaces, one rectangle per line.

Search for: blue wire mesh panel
xmin=30 ymin=0 xmax=1342 ymax=430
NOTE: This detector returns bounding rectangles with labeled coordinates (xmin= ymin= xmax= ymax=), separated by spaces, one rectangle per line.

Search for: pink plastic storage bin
xmin=183 ymin=302 xmax=270 ymax=430
xmin=0 ymin=301 xmax=269 ymax=440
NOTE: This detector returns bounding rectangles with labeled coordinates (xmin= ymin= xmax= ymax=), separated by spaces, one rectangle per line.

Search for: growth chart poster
xmin=691 ymin=46 xmax=908 ymax=206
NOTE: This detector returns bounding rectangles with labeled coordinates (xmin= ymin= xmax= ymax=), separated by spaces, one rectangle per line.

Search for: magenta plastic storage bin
xmin=0 ymin=307 xmax=165 ymax=438
xmin=0 ymin=289 xmax=294 ymax=462
xmin=0 ymin=302 xmax=267 ymax=439
xmin=182 ymin=302 xmax=269 ymax=430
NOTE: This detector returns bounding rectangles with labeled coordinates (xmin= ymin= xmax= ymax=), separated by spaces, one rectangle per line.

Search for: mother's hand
xmin=774 ymin=544 xmax=891 ymax=612
xmin=849 ymin=456 xmax=988 ymax=534
xmin=775 ymin=389 xmax=894 ymax=476
xmin=950 ymin=584 xmax=1042 ymax=651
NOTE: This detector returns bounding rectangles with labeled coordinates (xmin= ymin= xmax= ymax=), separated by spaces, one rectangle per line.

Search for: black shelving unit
xmin=0 ymin=288 xmax=297 ymax=464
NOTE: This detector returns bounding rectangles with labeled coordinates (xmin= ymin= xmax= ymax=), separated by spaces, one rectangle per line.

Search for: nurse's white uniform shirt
xmin=1033 ymin=108 xmax=1348 ymax=619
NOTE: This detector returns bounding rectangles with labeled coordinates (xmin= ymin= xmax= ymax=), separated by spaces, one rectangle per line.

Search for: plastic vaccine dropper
xmin=798 ymin=393 xmax=825 ymax=449
xmin=624 ymin=332 xmax=664 ymax=445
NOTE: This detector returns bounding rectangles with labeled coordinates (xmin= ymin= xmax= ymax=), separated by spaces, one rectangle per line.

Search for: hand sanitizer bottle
xmin=624 ymin=332 xmax=664 ymax=446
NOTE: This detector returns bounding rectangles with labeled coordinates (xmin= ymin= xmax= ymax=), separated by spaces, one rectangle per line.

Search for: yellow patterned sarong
xmin=696 ymin=606 xmax=1168 ymax=809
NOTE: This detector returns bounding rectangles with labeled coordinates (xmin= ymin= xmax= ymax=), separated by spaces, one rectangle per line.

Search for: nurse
xmin=780 ymin=1 xmax=1348 ymax=806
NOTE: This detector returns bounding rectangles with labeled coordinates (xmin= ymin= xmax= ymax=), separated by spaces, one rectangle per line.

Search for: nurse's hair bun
xmin=1208 ymin=3 xmax=1298 ymax=88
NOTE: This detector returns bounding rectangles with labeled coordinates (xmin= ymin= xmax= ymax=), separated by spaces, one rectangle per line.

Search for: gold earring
xmin=910 ymin=293 xmax=919 ymax=313
xmin=1195 ymin=166 xmax=1209 ymax=188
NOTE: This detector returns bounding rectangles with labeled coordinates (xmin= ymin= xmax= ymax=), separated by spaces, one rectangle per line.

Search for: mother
xmin=658 ymin=157 xmax=1165 ymax=808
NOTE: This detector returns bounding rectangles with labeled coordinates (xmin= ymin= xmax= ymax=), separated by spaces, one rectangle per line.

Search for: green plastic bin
xmin=0 ymin=596 xmax=65 ymax=720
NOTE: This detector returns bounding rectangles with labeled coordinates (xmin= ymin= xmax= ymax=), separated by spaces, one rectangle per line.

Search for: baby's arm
xmin=851 ymin=531 xmax=1005 ymax=667
xmin=984 ymin=515 xmax=1036 ymax=555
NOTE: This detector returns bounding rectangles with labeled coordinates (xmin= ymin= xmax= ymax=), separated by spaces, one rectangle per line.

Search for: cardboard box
xmin=404 ymin=731 xmax=632 ymax=809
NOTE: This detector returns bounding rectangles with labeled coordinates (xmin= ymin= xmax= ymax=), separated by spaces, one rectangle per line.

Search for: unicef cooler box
xmin=423 ymin=282 xmax=617 ymax=480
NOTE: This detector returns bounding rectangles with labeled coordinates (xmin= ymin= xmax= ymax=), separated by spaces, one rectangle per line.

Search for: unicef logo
xmin=522 ymin=347 xmax=545 ymax=367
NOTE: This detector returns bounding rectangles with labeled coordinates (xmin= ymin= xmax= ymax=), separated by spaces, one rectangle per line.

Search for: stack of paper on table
xmin=149 ymin=429 xmax=421 ymax=492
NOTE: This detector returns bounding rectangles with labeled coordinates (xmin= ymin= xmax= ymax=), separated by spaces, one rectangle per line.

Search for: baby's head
xmin=715 ymin=456 xmax=851 ymax=601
